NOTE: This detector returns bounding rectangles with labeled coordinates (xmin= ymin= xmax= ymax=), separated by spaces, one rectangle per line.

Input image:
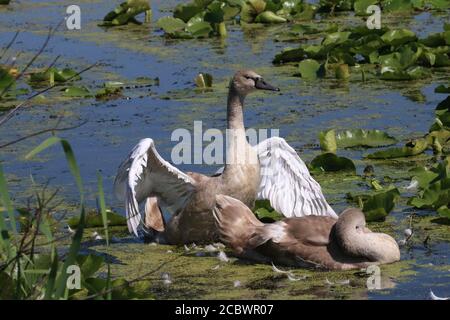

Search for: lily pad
xmin=255 ymin=11 xmax=287 ymax=23
xmin=381 ymin=29 xmax=417 ymax=46
xmin=68 ymin=209 xmax=127 ymax=228
xmin=29 ymin=67 xmax=80 ymax=84
xmin=310 ymin=153 xmax=356 ymax=173
xmin=156 ymin=17 xmax=187 ymax=34
xmin=353 ymin=0 xmax=378 ymax=16
xmin=366 ymin=138 xmax=429 ymax=159
xmin=320 ymin=129 xmax=398 ymax=151
xmin=298 ymin=59 xmax=325 ymax=80
xmin=103 ymin=0 xmax=151 ymax=26
xmin=195 ymin=73 xmax=213 ymax=88
xmin=362 ymin=188 xmax=400 ymax=222
xmin=253 ymin=199 xmax=282 ymax=222
xmin=173 ymin=2 xmax=204 ymax=22
xmin=408 ymin=157 xmax=450 ymax=214
xmin=63 ymin=86 xmax=92 ymax=98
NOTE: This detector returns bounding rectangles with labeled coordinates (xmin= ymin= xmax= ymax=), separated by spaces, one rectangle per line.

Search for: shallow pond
xmin=0 ymin=0 xmax=449 ymax=299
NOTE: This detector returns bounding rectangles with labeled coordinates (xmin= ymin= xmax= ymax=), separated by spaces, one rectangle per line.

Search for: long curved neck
xmin=223 ymin=86 xmax=258 ymax=175
xmin=335 ymin=224 xmax=399 ymax=263
xmin=227 ymin=86 xmax=245 ymax=130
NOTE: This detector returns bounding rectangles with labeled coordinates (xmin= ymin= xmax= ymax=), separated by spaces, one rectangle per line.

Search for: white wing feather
xmin=256 ymin=137 xmax=337 ymax=218
xmin=114 ymin=138 xmax=196 ymax=236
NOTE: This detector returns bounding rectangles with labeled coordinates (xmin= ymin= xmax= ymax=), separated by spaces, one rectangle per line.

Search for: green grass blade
xmin=0 ymin=163 xmax=17 ymax=235
xmin=26 ymin=137 xmax=84 ymax=201
xmin=44 ymin=247 xmax=59 ymax=300
xmin=96 ymin=172 xmax=109 ymax=246
xmin=25 ymin=136 xmax=61 ymax=160
xmin=53 ymin=206 xmax=85 ymax=299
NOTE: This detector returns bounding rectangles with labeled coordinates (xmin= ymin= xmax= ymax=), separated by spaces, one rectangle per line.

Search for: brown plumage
xmin=213 ymin=195 xmax=400 ymax=270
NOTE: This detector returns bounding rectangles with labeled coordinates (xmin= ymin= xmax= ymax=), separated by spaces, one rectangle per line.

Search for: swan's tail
xmin=213 ymin=195 xmax=282 ymax=253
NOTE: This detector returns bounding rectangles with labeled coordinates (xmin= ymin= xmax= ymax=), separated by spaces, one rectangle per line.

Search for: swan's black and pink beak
xmin=255 ymin=78 xmax=280 ymax=91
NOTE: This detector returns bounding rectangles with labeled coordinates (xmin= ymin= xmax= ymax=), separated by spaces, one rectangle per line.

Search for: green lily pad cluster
xmin=310 ymin=152 xmax=356 ymax=173
xmin=319 ymin=0 xmax=450 ymax=15
xmin=28 ymin=67 xmax=80 ymax=86
xmin=156 ymin=0 xmax=240 ymax=39
xmin=102 ymin=0 xmax=151 ymax=26
xmin=156 ymin=0 xmax=321 ymax=39
xmin=365 ymin=96 xmax=450 ymax=159
xmin=320 ymin=128 xmax=397 ymax=152
xmin=347 ymin=187 xmax=400 ymax=222
xmin=408 ymin=157 xmax=450 ymax=219
xmin=274 ymin=24 xmax=450 ymax=81
xmin=428 ymin=96 xmax=450 ymax=154
xmin=240 ymin=0 xmax=318 ymax=23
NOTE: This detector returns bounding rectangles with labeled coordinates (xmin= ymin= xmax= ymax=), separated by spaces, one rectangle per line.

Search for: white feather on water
xmin=217 ymin=251 xmax=230 ymax=262
xmin=430 ymin=290 xmax=449 ymax=300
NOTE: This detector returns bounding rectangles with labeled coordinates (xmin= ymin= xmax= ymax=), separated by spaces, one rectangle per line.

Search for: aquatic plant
xmin=319 ymin=129 xmax=398 ymax=152
xmin=408 ymin=156 xmax=450 ymax=219
xmin=102 ymin=0 xmax=151 ymax=26
xmin=0 ymin=137 xmax=145 ymax=299
xmin=274 ymin=24 xmax=450 ymax=81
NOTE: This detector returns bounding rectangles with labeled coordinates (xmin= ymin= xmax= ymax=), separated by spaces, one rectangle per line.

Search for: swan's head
xmin=230 ymin=70 xmax=280 ymax=97
xmin=335 ymin=208 xmax=400 ymax=264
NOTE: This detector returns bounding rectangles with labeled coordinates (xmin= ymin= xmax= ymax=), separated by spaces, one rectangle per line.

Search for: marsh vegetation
xmin=0 ymin=0 xmax=449 ymax=299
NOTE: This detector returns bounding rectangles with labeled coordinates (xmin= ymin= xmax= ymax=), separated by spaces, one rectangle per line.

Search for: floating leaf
xmin=381 ymin=29 xmax=417 ymax=46
xmin=383 ymin=0 xmax=413 ymax=12
xmin=63 ymin=86 xmax=92 ymax=97
xmin=195 ymin=72 xmax=213 ymax=88
xmin=320 ymin=129 xmax=397 ymax=151
xmin=253 ymin=199 xmax=282 ymax=222
xmin=156 ymin=16 xmax=187 ymax=34
xmin=353 ymin=0 xmax=378 ymax=16
xmin=0 ymin=67 xmax=15 ymax=93
xmin=334 ymin=64 xmax=350 ymax=80
xmin=298 ymin=59 xmax=324 ymax=80
xmin=366 ymin=138 xmax=428 ymax=159
xmin=380 ymin=65 xmax=431 ymax=81
xmin=310 ymin=153 xmax=356 ymax=172
xmin=173 ymin=2 xmax=203 ymax=22
xmin=68 ymin=209 xmax=127 ymax=228
xmin=255 ymin=11 xmax=287 ymax=23
xmin=363 ymin=188 xmax=400 ymax=222
xmin=186 ymin=20 xmax=213 ymax=37
xmin=77 ymin=254 xmax=105 ymax=279
xmin=322 ymin=31 xmax=351 ymax=47
xmin=409 ymin=177 xmax=450 ymax=209
xmin=103 ymin=0 xmax=151 ymax=26
xmin=437 ymin=206 xmax=450 ymax=219
xmin=319 ymin=129 xmax=337 ymax=153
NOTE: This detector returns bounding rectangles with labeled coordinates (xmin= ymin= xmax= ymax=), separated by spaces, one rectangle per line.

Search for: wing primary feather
xmin=256 ymin=137 xmax=336 ymax=218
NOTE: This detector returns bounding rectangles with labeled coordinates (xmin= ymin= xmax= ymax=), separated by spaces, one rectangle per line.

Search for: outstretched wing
xmin=114 ymin=138 xmax=196 ymax=236
xmin=256 ymin=137 xmax=337 ymax=218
